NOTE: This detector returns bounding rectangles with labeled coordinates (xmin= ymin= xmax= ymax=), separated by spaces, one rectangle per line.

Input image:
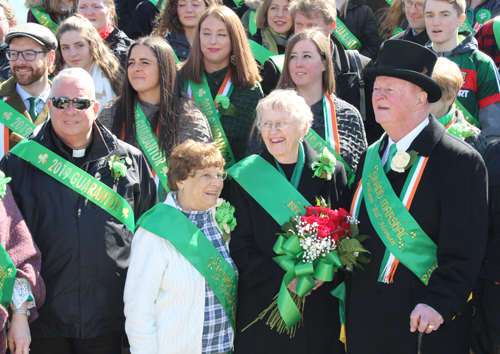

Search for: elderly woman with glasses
xmin=124 ymin=139 xmax=238 ymax=354
xmin=228 ymin=89 xmax=349 ymax=354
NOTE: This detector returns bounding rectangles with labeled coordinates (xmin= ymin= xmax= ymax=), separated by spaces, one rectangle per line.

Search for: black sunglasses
xmin=50 ymin=97 xmax=95 ymax=111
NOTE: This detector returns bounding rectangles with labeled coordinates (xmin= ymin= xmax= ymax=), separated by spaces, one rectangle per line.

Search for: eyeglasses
xmin=191 ymin=170 xmax=228 ymax=182
xmin=257 ymin=120 xmax=293 ymax=132
xmin=403 ymin=0 xmax=425 ymax=10
xmin=50 ymin=97 xmax=95 ymax=111
xmin=6 ymin=50 xmax=46 ymax=61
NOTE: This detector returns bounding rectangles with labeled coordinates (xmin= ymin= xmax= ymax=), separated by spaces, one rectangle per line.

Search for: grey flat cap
xmin=5 ymin=23 xmax=58 ymax=50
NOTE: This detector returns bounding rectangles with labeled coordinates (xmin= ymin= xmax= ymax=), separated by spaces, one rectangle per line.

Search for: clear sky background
xmin=12 ymin=1 xmax=28 ymax=24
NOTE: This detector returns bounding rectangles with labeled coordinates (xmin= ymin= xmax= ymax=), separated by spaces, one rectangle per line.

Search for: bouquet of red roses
xmin=243 ymin=197 xmax=369 ymax=337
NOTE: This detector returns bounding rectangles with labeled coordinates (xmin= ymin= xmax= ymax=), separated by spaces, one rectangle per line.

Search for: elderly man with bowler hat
xmin=346 ymin=40 xmax=488 ymax=354
xmin=0 ymin=67 xmax=157 ymax=353
xmin=0 ymin=23 xmax=57 ymax=159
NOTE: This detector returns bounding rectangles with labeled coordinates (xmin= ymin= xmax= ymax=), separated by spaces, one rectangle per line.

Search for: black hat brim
xmin=363 ymin=67 xmax=442 ymax=103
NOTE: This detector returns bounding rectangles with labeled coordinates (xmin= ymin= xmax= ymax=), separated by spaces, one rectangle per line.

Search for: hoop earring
xmin=230 ymin=54 xmax=236 ymax=65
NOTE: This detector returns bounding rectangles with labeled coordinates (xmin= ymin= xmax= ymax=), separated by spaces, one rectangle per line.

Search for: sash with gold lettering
xmin=351 ymin=140 xmax=438 ymax=285
xmin=136 ymin=203 xmax=237 ymax=332
xmin=132 ymin=101 xmax=170 ymax=196
xmin=0 ymin=99 xmax=37 ymax=158
xmin=186 ymin=71 xmax=236 ymax=167
xmin=9 ymin=139 xmax=135 ymax=231
xmin=334 ymin=19 xmax=362 ymax=50
xmin=30 ymin=7 xmax=60 ymax=35
xmin=304 ymin=94 xmax=355 ymax=187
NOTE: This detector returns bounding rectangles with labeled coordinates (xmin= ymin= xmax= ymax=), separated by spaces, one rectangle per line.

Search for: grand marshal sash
xmin=0 ymin=99 xmax=37 ymax=157
xmin=304 ymin=94 xmax=355 ymax=187
xmin=353 ymin=140 xmax=438 ymax=285
xmin=334 ymin=19 xmax=362 ymax=50
xmin=455 ymin=99 xmax=480 ymax=128
xmin=227 ymin=155 xmax=311 ymax=225
xmin=10 ymin=139 xmax=135 ymax=232
xmin=136 ymin=203 xmax=237 ymax=331
xmin=133 ymin=101 xmax=170 ymax=196
xmin=186 ymin=71 xmax=236 ymax=167
xmin=30 ymin=7 xmax=59 ymax=35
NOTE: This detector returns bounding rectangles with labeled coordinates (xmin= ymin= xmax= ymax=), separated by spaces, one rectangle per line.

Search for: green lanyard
xmin=274 ymin=142 xmax=305 ymax=189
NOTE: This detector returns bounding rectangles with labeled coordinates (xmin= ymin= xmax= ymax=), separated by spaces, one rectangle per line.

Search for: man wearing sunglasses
xmin=0 ymin=68 xmax=157 ymax=353
xmin=0 ymin=23 xmax=56 ymax=159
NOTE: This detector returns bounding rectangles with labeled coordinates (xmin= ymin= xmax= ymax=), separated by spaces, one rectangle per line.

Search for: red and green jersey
xmin=447 ymin=49 xmax=500 ymax=122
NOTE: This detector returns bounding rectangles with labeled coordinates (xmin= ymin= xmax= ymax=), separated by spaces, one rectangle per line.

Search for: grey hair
xmin=289 ymin=0 xmax=336 ymax=25
xmin=51 ymin=68 xmax=95 ymax=99
xmin=256 ymin=89 xmax=313 ymax=131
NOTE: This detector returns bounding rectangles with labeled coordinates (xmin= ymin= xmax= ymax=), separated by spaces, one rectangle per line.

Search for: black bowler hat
xmin=363 ymin=40 xmax=442 ymax=103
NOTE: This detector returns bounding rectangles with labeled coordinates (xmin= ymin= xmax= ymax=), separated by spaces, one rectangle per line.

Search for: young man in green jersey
xmin=425 ymin=0 xmax=500 ymax=143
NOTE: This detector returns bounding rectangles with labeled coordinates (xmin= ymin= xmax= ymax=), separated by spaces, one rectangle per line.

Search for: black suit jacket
xmin=346 ymin=117 xmax=488 ymax=353
xmin=229 ymin=142 xmax=349 ymax=353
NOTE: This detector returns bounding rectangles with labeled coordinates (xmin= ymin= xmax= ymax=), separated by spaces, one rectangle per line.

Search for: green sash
xmin=227 ymin=155 xmax=311 ymax=225
xmin=133 ymin=101 xmax=170 ymax=195
xmin=269 ymin=54 xmax=284 ymax=73
xmin=136 ymin=203 xmax=237 ymax=331
xmin=362 ymin=141 xmax=438 ymax=285
xmin=0 ymin=245 xmax=16 ymax=309
xmin=459 ymin=17 xmax=475 ymax=34
xmin=30 ymin=7 xmax=59 ymax=35
xmin=494 ymin=17 xmax=500 ymax=51
xmin=148 ymin=0 xmax=166 ymax=13
xmin=0 ymin=100 xmax=36 ymax=138
xmin=455 ymin=99 xmax=480 ymax=128
xmin=248 ymin=39 xmax=276 ymax=65
xmin=232 ymin=0 xmax=244 ymax=7
xmin=249 ymin=10 xmax=257 ymax=36
xmin=10 ymin=139 xmax=135 ymax=232
xmin=187 ymin=75 xmax=236 ymax=167
xmin=334 ymin=19 xmax=362 ymax=50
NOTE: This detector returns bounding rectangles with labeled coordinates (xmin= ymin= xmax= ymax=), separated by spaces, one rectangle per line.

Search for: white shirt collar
xmin=382 ymin=117 xmax=429 ymax=165
xmin=16 ymin=83 xmax=51 ymax=112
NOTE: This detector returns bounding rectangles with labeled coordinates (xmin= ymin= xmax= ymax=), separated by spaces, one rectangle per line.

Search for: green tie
xmin=27 ymin=97 xmax=41 ymax=122
xmin=384 ymin=143 xmax=398 ymax=174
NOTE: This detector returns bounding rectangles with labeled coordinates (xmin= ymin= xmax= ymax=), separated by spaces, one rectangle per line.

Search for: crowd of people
xmin=0 ymin=0 xmax=498 ymax=352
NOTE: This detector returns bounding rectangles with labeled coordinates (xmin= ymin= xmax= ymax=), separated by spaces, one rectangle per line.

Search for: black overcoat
xmin=229 ymin=142 xmax=350 ymax=353
xmin=346 ymin=117 xmax=488 ymax=353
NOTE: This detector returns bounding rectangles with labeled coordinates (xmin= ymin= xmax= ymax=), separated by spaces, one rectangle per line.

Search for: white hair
xmin=256 ymin=89 xmax=313 ymax=130
xmin=51 ymin=68 xmax=95 ymax=99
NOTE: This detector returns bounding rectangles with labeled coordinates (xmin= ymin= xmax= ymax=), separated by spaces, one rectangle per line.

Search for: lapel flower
xmin=108 ymin=155 xmax=133 ymax=182
xmin=447 ymin=123 xmax=474 ymax=140
xmin=391 ymin=150 xmax=418 ymax=173
xmin=312 ymin=147 xmax=336 ymax=180
xmin=215 ymin=94 xmax=237 ymax=117
xmin=214 ymin=198 xmax=237 ymax=243
xmin=0 ymin=171 xmax=11 ymax=200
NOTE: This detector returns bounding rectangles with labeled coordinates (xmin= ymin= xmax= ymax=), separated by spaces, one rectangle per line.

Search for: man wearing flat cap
xmin=0 ymin=23 xmax=57 ymax=158
xmin=346 ymin=40 xmax=487 ymax=353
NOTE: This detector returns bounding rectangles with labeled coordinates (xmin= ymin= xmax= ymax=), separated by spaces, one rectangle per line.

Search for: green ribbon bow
xmin=215 ymin=94 xmax=231 ymax=110
xmin=272 ymin=229 xmax=342 ymax=329
xmin=311 ymin=147 xmax=336 ymax=180
xmin=215 ymin=199 xmax=237 ymax=242
xmin=0 ymin=171 xmax=11 ymax=200
xmin=108 ymin=156 xmax=132 ymax=182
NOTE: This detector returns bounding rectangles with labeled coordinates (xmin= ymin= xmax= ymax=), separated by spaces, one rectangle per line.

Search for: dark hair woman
xmin=180 ymin=5 xmax=263 ymax=163
xmin=98 ymin=36 xmax=212 ymax=197
xmin=153 ymin=0 xmax=219 ymax=62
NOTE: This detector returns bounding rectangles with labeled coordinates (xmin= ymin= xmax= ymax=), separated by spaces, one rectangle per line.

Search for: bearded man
xmin=0 ymin=23 xmax=56 ymax=158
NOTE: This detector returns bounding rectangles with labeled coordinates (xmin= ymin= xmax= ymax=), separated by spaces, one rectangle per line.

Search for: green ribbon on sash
xmin=30 ymin=7 xmax=59 ymax=35
xmin=361 ymin=141 xmax=438 ymax=285
xmin=0 ymin=100 xmax=37 ymax=138
xmin=455 ymin=99 xmax=480 ymax=128
xmin=136 ymin=203 xmax=238 ymax=331
xmin=494 ymin=17 xmax=500 ymax=52
xmin=249 ymin=10 xmax=257 ymax=36
xmin=227 ymin=155 xmax=310 ymax=225
xmin=0 ymin=245 xmax=16 ymax=309
xmin=334 ymin=19 xmax=362 ymax=50
xmin=304 ymin=129 xmax=355 ymax=188
xmin=187 ymin=75 xmax=236 ymax=167
xmin=133 ymin=101 xmax=170 ymax=196
xmin=10 ymin=139 xmax=135 ymax=231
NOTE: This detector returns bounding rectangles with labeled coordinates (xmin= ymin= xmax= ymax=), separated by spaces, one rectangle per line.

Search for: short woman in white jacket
xmin=124 ymin=139 xmax=238 ymax=354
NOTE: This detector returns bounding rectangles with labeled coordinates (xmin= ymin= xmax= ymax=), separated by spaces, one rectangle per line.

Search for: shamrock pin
xmin=197 ymin=89 xmax=206 ymax=97
xmin=311 ymin=147 xmax=336 ymax=180
xmin=38 ymin=153 xmax=48 ymax=164
xmin=108 ymin=156 xmax=132 ymax=182
xmin=215 ymin=199 xmax=237 ymax=243
xmin=215 ymin=94 xmax=230 ymax=109
xmin=0 ymin=171 xmax=11 ymax=200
